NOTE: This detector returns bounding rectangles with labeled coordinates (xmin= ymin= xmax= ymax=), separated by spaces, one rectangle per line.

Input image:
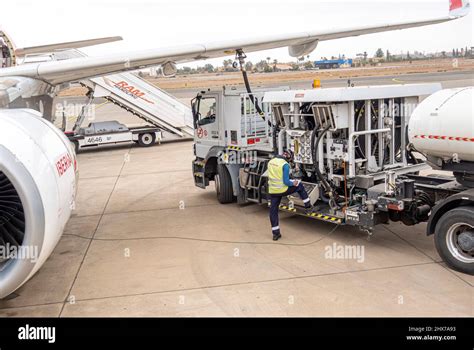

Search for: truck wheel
xmin=434 ymin=206 xmax=474 ymax=275
xmin=215 ymin=164 xmax=235 ymax=204
xmin=138 ymin=133 xmax=156 ymax=147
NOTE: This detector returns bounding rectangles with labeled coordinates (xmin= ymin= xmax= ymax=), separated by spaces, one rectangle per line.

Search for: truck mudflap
xmin=193 ymin=159 xmax=208 ymax=189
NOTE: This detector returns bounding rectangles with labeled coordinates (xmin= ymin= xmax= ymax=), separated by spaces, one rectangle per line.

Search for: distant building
xmin=314 ymin=58 xmax=353 ymax=69
xmin=274 ymin=64 xmax=293 ymax=71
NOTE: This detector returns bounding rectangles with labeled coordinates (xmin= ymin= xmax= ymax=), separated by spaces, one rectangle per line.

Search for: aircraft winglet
xmin=449 ymin=0 xmax=471 ymax=18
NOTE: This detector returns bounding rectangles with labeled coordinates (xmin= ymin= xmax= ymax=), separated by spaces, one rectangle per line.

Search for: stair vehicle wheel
xmin=138 ymin=133 xmax=156 ymax=147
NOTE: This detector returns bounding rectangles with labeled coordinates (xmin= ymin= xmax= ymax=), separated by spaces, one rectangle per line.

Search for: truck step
xmin=271 ymin=204 xmax=345 ymax=224
xmin=246 ymin=198 xmax=260 ymax=204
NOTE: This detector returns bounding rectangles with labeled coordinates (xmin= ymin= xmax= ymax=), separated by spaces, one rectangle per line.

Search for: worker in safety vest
xmin=268 ymin=150 xmax=311 ymax=241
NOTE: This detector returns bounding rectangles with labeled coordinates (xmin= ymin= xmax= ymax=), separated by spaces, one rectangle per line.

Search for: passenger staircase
xmin=81 ymin=72 xmax=194 ymax=138
xmin=19 ymin=47 xmax=195 ymax=138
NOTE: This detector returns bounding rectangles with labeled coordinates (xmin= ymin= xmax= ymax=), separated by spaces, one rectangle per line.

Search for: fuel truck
xmin=192 ymin=84 xmax=473 ymax=274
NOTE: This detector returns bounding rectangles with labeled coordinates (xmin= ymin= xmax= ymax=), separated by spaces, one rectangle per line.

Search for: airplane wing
xmin=0 ymin=0 xmax=469 ymax=86
xmin=14 ymin=36 xmax=123 ymax=56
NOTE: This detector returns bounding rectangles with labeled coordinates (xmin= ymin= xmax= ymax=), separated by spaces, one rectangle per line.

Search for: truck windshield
xmin=197 ymin=97 xmax=217 ymax=126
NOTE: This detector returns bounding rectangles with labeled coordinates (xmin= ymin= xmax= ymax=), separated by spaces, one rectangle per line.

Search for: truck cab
xmin=191 ymin=86 xmax=275 ymax=159
xmin=191 ymin=86 xmax=277 ymax=202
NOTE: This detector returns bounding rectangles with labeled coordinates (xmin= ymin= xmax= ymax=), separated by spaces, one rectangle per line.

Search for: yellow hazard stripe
xmin=227 ymin=146 xmax=241 ymax=151
xmin=307 ymin=212 xmax=342 ymax=223
xmin=276 ymin=205 xmax=343 ymax=223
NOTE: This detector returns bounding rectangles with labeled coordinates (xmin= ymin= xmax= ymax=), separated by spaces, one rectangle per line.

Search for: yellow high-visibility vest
xmin=268 ymin=157 xmax=289 ymax=194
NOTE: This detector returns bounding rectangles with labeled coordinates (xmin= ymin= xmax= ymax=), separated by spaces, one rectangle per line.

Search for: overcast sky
xmin=1 ymin=0 xmax=472 ymax=67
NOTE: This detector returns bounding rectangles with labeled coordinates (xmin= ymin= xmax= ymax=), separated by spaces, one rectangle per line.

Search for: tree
xmin=256 ymin=60 xmax=269 ymax=72
xmin=304 ymin=61 xmax=314 ymax=70
xmin=375 ymin=48 xmax=384 ymax=58
xmin=203 ymin=64 xmax=214 ymax=73
xmin=272 ymin=59 xmax=278 ymax=71
xmin=245 ymin=61 xmax=253 ymax=72
xmin=290 ymin=62 xmax=300 ymax=71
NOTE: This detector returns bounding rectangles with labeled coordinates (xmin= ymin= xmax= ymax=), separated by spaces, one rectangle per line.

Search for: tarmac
xmin=0 ymin=71 xmax=472 ymax=317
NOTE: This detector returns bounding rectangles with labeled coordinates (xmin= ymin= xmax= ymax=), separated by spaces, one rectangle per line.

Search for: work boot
xmin=273 ymin=233 xmax=282 ymax=241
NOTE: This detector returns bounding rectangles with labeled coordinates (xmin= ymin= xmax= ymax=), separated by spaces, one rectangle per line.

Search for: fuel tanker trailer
xmin=408 ymin=87 xmax=473 ymax=273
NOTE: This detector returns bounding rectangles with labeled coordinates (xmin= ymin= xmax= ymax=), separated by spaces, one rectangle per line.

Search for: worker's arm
xmin=282 ymin=163 xmax=296 ymax=187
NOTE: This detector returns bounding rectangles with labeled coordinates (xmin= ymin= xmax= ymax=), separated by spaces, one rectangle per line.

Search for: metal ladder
xmin=243 ymin=158 xmax=268 ymax=204
xmin=73 ymin=52 xmax=194 ymax=138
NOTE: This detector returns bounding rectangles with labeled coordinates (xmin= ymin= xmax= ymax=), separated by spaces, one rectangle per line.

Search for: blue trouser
xmin=269 ymin=183 xmax=310 ymax=236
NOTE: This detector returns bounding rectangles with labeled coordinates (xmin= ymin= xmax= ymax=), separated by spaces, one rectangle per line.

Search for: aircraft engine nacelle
xmin=0 ymin=108 xmax=78 ymax=298
xmin=161 ymin=61 xmax=177 ymax=77
xmin=288 ymin=39 xmax=319 ymax=58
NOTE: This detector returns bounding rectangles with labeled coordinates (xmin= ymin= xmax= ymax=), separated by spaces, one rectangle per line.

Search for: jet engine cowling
xmin=0 ymin=108 xmax=77 ymax=298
